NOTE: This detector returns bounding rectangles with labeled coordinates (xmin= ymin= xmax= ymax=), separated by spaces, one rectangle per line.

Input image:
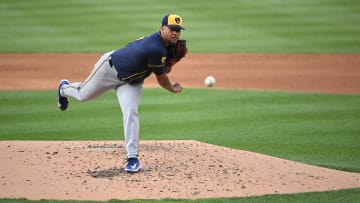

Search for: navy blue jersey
xmin=110 ymin=32 xmax=168 ymax=83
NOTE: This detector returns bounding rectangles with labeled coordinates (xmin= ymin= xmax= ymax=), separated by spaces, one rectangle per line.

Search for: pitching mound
xmin=1 ymin=140 xmax=359 ymax=201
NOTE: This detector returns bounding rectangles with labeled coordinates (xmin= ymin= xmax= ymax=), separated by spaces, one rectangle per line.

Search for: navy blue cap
xmin=162 ymin=14 xmax=185 ymax=30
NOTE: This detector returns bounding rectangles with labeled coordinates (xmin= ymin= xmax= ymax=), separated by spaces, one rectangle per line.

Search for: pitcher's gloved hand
xmin=166 ymin=40 xmax=187 ymax=68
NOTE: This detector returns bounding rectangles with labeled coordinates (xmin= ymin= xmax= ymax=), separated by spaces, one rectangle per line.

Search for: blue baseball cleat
xmin=124 ymin=157 xmax=141 ymax=172
xmin=57 ymin=79 xmax=69 ymax=111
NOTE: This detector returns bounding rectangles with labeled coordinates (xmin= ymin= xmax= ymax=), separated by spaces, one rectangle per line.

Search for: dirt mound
xmin=0 ymin=141 xmax=359 ymax=200
xmin=1 ymin=53 xmax=359 ymax=200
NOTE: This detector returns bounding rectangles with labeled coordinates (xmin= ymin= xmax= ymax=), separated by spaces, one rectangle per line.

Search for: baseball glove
xmin=166 ymin=40 xmax=187 ymax=68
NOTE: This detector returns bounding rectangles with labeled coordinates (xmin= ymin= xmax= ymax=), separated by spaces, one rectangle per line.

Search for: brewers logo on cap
xmin=162 ymin=14 xmax=185 ymax=30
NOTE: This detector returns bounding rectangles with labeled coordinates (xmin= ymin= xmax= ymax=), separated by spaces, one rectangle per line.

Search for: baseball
xmin=204 ymin=75 xmax=216 ymax=87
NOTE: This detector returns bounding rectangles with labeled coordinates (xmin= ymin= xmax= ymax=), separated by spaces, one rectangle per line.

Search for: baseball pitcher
xmin=57 ymin=14 xmax=187 ymax=172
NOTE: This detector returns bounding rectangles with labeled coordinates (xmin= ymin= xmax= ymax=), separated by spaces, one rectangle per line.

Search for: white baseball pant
xmin=61 ymin=51 xmax=142 ymax=159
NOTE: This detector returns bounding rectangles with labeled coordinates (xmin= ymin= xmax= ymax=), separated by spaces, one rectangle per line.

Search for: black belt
xmin=109 ymin=59 xmax=113 ymax=67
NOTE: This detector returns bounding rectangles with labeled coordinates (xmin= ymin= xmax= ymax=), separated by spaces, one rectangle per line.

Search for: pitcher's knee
xmin=123 ymin=107 xmax=139 ymax=118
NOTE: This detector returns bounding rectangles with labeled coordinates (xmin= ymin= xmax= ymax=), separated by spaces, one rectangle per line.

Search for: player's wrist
xmin=172 ymin=83 xmax=182 ymax=93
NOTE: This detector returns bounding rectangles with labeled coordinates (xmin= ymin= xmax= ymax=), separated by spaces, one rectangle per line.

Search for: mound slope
xmin=0 ymin=140 xmax=359 ymax=200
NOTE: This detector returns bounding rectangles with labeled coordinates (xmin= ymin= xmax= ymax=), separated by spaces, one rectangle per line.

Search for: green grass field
xmin=1 ymin=89 xmax=359 ymax=172
xmin=1 ymin=188 xmax=360 ymax=203
xmin=0 ymin=0 xmax=360 ymax=53
xmin=1 ymin=0 xmax=360 ymax=202
xmin=0 ymin=89 xmax=360 ymax=202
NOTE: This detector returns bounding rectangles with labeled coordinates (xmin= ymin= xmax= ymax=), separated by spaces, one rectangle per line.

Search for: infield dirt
xmin=1 ymin=53 xmax=359 ymax=93
xmin=0 ymin=53 xmax=360 ymax=200
xmin=1 ymin=141 xmax=360 ymax=200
